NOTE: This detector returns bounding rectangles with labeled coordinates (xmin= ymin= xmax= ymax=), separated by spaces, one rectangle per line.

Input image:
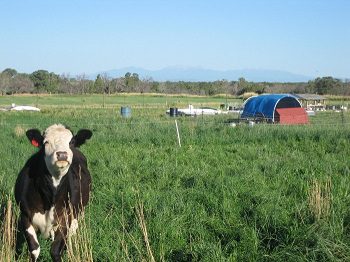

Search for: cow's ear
xmin=26 ymin=129 xmax=43 ymax=147
xmin=72 ymin=129 xmax=92 ymax=147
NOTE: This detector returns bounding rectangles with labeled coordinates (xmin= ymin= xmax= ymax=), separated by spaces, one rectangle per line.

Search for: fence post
xmin=175 ymin=120 xmax=181 ymax=147
xmin=341 ymin=100 xmax=345 ymax=125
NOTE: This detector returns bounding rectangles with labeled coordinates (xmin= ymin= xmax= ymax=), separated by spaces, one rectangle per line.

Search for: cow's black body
xmin=15 ymin=125 xmax=92 ymax=262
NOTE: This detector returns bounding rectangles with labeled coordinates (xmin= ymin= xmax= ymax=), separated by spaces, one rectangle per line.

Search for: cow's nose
xmin=56 ymin=151 xmax=68 ymax=161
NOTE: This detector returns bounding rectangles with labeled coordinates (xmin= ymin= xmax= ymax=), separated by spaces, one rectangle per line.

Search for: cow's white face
xmin=43 ymin=124 xmax=73 ymax=178
xmin=26 ymin=124 xmax=92 ymax=186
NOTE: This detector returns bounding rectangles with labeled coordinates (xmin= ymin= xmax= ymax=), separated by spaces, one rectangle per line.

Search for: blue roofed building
xmin=241 ymin=94 xmax=308 ymax=124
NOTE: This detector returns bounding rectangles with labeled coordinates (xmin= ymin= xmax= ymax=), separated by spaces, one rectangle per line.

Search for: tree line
xmin=1 ymin=68 xmax=349 ymax=96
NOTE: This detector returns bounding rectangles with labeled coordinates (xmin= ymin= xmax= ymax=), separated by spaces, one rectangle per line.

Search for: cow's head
xmin=26 ymin=124 xmax=92 ymax=176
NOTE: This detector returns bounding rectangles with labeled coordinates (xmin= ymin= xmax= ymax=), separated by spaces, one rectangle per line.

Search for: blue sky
xmin=0 ymin=0 xmax=349 ymax=78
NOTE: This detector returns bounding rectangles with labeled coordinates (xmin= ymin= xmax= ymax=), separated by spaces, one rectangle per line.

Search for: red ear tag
xmin=31 ymin=139 xmax=39 ymax=147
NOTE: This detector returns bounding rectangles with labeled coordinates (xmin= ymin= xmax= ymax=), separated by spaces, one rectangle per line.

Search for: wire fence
xmin=1 ymin=97 xmax=350 ymax=131
xmin=235 ymin=109 xmax=350 ymax=126
xmin=0 ymin=111 xmax=350 ymax=129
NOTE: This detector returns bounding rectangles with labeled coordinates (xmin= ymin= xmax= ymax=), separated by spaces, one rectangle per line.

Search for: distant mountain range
xmin=90 ymin=66 xmax=313 ymax=82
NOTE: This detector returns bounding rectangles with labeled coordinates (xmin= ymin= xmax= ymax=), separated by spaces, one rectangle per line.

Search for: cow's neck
xmin=46 ymin=165 xmax=70 ymax=189
xmin=40 ymin=168 xmax=69 ymax=207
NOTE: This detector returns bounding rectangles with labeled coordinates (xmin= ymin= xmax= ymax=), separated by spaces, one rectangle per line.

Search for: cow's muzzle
xmin=55 ymin=151 xmax=69 ymax=168
xmin=56 ymin=151 xmax=68 ymax=161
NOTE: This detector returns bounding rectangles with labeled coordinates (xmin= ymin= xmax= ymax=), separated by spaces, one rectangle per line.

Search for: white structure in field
xmin=10 ymin=103 xmax=40 ymax=112
xmin=177 ymin=104 xmax=221 ymax=116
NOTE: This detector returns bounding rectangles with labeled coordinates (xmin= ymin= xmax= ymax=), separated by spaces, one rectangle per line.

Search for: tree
xmin=150 ymin=81 xmax=160 ymax=93
xmin=76 ymin=74 xmax=89 ymax=94
xmin=237 ymin=77 xmax=265 ymax=95
xmin=58 ymin=73 xmax=73 ymax=94
xmin=101 ymin=73 xmax=111 ymax=94
xmin=93 ymin=74 xmax=104 ymax=93
xmin=139 ymin=77 xmax=153 ymax=93
xmin=2 ymin=68 xmax=17 ymax=77
xmin=10 ymin=73 xmax=34 ymax=94
xmin=124 ymin=72 xmax=140 ymax=92
xmin=30 ymin=70 xmax=59 ymax=93
xmin=0 ymin=72 xmax=11 ymax=95
xmin=308 ymin=76 xmax=343 ymax=95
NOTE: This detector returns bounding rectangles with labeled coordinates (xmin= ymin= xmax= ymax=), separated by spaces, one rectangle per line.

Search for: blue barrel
xmin=120 ymin=106 xmax=131 ymax=118
xmin=169 ymin=107 xmax=178 ymax=117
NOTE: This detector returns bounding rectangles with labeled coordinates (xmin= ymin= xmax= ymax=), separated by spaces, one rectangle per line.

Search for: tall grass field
xmin=1 ymin=94 xmax=350 ymax=261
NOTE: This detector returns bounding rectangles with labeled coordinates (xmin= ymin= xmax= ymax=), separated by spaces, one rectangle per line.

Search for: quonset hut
xmin=241 ymin=94 xmax=308 ymax=124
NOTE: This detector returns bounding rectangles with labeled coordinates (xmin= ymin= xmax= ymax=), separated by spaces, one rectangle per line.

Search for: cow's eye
xmin=44 ymin=141 xmax=49 ymax=145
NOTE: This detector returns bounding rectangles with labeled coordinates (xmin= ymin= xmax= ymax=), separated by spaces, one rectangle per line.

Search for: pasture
xmin=1 ymin=94 xmax=350 ymax=261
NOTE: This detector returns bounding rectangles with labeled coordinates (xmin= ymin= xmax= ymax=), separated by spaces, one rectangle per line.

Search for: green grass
xmin=0 ymin=93 xmax=242 ymax=109
xmin=1 ymin=94 xmax=350 ymax=261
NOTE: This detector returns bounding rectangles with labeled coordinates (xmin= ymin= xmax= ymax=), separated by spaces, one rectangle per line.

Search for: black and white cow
xmin=15 ymin=124 xmax=92 ymax=262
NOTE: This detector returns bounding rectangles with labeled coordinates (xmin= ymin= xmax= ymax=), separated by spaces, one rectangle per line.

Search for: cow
xmin=15 ymin=124 xmax=92 ymax=262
